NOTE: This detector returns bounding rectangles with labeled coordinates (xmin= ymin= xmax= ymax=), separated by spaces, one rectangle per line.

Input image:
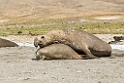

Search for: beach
xmin=0 ymin=34 xmax=124 ymax=83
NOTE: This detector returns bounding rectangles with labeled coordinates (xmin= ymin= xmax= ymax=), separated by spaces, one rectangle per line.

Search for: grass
xmin=80 ymin=22 xmax=124 ymax=34
xmin=0 ymin=18 xmax=124 ymax=36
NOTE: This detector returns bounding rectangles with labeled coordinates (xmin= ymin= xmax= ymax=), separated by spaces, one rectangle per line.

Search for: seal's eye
xmin=41 ymin=36 xmax=45 ymax=39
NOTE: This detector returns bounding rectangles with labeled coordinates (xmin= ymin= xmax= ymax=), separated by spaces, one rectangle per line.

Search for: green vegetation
xmin=0 ymin=19 xmax=124 ymax=36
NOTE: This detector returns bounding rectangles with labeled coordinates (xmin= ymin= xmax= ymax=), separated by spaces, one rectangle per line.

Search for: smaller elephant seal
xmin=0 ymin=38 xmax=18 ymax=47
xmin=34 ymin=29 xmax=112 ymax=59
xmin=35 ymin=44 xmax=84 ymax=60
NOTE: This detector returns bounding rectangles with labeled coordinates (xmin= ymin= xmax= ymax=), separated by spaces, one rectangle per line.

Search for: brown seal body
xmin=0 ymin=38 xmax=18 ymax=47
xmin=34 ymin=29 xmax=112 ymax=59
xmin=35 ymin=44 xmax=83 ymax=60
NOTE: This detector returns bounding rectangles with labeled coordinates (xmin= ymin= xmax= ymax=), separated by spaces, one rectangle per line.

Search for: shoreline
xmin=16 ymin=42 xmax=124 ymax=50
xmin=0 ymin=34 xmax=124 ymax=50
xmin=0 ymin=34 xmax=124 ymax=44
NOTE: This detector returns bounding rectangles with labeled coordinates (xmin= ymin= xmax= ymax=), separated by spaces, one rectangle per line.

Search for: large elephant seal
xmin=0 ymin=38 xmax=18 ymax=47
xmin=34 ymin=29 xmax=112 ymax=59
xmin=35 ymin=44 xmax=83 ymax=60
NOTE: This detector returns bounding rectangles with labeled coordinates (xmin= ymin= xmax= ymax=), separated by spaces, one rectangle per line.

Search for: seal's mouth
xmin=36 ymin=56 xmax=40 ymax=60
xmin=38 ymin=44 xmax=43 ymax=48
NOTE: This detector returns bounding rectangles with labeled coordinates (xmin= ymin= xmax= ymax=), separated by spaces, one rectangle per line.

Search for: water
xmin=110 ymin=45 xmax=124 ymax=50
xmin=17 ymin=43 xmax=34 ymax=47
xmin=17 ymin=43 xmax=124 ymax=50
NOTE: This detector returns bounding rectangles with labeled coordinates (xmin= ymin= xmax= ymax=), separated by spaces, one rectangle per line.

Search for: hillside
xmin=0 ymin=0 xmax=124 ymax=21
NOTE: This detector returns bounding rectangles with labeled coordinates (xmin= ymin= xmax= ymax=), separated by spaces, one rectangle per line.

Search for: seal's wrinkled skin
xmin=35 ymin=44 xmax=83 ymax=60
xmin=34 ymin=29 xmax=112 ymax=59
xmin=0 ymin=38 xmax=18 ymax=47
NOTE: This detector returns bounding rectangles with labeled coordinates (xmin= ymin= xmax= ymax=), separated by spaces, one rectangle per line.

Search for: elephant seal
xmin=34 ymin=29 xmax=112 ymax=59
xmin=0 ymin=38 xmax=18 ymax=47
xmin=35 ymin=44 xmax=83 ymax=60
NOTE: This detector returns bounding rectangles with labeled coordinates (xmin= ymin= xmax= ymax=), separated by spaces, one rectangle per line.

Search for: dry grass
xmin=0 ymin=0 xmax=124 ymax=20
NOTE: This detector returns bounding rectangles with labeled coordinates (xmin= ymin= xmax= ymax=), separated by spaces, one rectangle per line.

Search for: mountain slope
xmin=0 ymin=0 xmax=124 ymax=20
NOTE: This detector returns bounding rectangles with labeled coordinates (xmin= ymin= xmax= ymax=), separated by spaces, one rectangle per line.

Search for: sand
xmin=0 ymin=34 xmax=124 ymax=83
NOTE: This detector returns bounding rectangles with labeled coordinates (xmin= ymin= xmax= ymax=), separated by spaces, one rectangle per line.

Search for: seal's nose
xmin=34 ymin=42 xmax=38 ymax=47
xmin=34 ymin=37 xmax=39 ymax=47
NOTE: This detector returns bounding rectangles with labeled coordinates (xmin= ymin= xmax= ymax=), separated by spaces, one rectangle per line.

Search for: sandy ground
xmin=0 ymin=34 xmax=124 ymax=83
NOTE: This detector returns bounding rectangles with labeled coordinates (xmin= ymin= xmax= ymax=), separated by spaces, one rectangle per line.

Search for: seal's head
xmin=34 ymin=35 xmax=51 ymax=48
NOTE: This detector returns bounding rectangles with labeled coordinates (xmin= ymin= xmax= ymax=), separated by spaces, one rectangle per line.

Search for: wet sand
xmin=0 ymin=34 xmax=124 ymax=83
